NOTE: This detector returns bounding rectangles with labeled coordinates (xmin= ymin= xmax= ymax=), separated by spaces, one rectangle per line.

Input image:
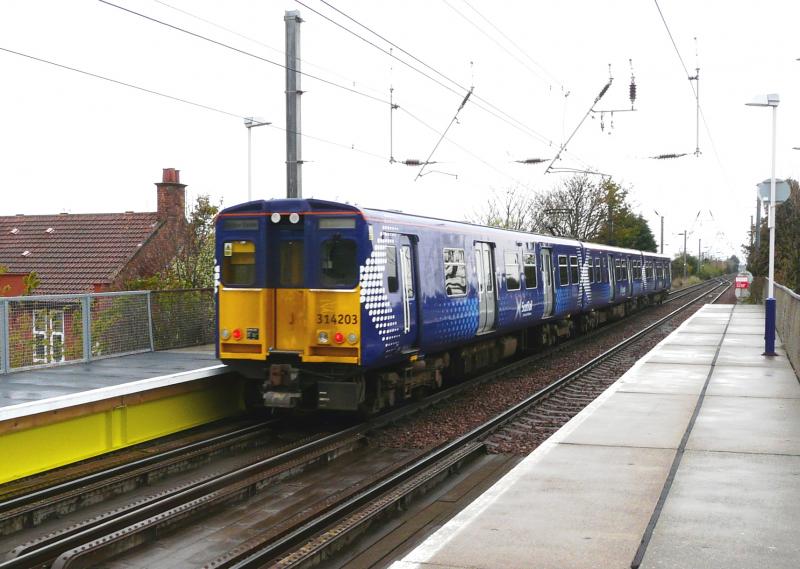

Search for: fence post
xmin=82 ymin=295 xmax=92 ymax=363
xmin=0 ymin=300 xmax=8 ymax=374
xmin=146 ymin=291 xmax=155 ymax=352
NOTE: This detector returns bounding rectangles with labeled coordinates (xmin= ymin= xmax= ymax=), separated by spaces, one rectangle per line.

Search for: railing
xmin=0 ymin=288 xmax=215 ymax=375
xmin=774 ymin=283 xmax=800 ymax=373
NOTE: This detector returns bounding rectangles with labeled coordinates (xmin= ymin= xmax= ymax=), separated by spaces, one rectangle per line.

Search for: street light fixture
xmin=244 ymin=117 xmax=271 ymax=202
xmin=745 ymin=93 xmax=779 ymax=356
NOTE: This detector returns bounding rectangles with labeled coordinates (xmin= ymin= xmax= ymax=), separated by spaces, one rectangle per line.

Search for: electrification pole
xmin=285 ymin=10 xmax=303 ymax=198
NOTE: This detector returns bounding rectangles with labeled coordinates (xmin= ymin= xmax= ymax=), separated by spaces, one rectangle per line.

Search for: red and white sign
xmin=735 ymin=276 xmax=750 ymax=289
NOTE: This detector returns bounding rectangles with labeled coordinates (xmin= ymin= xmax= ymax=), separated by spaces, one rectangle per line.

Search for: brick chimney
xmin=155 ymin=168 xmax=186 ymax=220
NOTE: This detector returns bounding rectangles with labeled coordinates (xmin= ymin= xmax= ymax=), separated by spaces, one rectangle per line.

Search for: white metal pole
xmin=247 ymin=125 xmax=253 ymax=202
xmin=768 ymin=105 xmax=777 ymax=299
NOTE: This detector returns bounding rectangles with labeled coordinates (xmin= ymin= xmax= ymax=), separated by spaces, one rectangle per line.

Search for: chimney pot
xmin=162 ymin=168 xmax=180 ymax=184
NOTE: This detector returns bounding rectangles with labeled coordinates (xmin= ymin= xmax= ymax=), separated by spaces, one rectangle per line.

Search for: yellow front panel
xmin=274 ymin=288 xmax=362 ymax=364
xmin=218 ymin=285 xmax=272 ymax=360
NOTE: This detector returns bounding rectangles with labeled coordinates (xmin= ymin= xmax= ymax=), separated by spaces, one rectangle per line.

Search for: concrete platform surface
xmin=0 ymin=347 xmax=226 ymax=421
xmin=390 ymin=304 xmax=800 ymax=569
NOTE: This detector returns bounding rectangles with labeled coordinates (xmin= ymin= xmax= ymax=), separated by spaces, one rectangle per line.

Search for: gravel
xmin=372 ymin=282 xmax=733 ymax=454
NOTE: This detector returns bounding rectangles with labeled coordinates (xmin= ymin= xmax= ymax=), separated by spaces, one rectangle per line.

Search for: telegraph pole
xmin=698 ymin=238 xmax=701 ymax=274
xmin=678 ymin=231 xmax=687 ymax=279
xmin=285 ymin=10 xmax=303 ymax=198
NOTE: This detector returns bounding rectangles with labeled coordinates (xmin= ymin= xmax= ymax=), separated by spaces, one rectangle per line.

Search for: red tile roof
xmin=0 ymin=213 xmax=162 ymax=294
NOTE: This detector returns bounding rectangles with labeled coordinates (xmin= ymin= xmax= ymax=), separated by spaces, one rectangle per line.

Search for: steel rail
xmin=221 ymin=281 xmax=731 ymax=568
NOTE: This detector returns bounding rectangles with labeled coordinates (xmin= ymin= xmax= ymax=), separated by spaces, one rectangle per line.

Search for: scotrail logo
xmin=515 ymin=297 xmax=534 ymax=318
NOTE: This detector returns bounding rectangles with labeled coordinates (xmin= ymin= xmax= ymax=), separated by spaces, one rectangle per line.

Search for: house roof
xmin=0 ymin=213 xmax=162 ymax=294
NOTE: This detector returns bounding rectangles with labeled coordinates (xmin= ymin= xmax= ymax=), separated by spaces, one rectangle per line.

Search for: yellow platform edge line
xmin=0 ymin=377 xmax=246 ymax=485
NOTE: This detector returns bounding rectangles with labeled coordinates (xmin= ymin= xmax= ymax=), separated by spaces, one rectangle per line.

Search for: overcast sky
xmin=1 ymin=0 xmax=798 ymax=261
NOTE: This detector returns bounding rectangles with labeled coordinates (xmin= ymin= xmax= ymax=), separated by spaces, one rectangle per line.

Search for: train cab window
xmin=504 ymin=251 xmax=521 ymax=291
xmin=320 ymin=238 xmax=357 ymax=288
xmin=595 ymin=257 xmax=602 ymax=283
xmin=279 ymin=240 xmax=304 ymax=287
xmin=386 ymin=245 xmax=399 ymax=293
xmin=222 ymin=240 xmax=256 ymax=286
xmin=569 ymin=256 xmax=579 ymax=284
xmin=587 ymin=258 xmax=594 ymax=284
xmin=524 ymin=253 xmax=537 ymax=289
xmin=558 ymin=255 xmax=569 ymax=286
xmin=443 ymin=248 xmax=467 ymax=296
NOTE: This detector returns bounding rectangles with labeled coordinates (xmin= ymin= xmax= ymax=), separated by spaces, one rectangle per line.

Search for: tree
xmin=530 ymin=174 xmax=608 ymax=239
xmin=125 ymin=194 xmax=220 ymax=290
xmin=744 ymin=178 xmax=800 ymax=292
xmin=593 ymin=179 xmax=657 ymax=251
xmin=467 ymin=186 xmax=535 ymax=231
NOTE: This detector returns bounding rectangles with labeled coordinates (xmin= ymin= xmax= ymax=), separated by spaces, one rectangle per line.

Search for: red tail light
xmin=334 ymin=332 xmax=345 ymax=344
xmin=232 ymin=328 xmax=243 ymax=341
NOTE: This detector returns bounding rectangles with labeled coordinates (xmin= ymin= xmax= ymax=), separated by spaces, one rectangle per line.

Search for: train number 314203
xmin=316 ymin=313 xmax=358 ymax=325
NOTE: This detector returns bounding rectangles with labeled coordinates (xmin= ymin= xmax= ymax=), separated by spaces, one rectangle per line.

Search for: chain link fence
xmin=0 ymin=289 xmax=215 ymax=374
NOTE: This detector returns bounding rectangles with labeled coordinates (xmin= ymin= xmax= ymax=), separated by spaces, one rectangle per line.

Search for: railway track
xmin=0 ymin=278 xmax=728 ymax=568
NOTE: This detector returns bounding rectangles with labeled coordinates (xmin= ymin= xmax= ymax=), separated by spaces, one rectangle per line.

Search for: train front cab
xmin=216 ymin=200 xmax=365 ymax=409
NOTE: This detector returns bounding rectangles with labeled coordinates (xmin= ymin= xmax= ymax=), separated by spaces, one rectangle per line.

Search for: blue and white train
xmin=215 ymin=198 xmax=671 ymax=412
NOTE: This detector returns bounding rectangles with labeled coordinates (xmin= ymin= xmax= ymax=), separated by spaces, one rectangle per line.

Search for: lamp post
xmin=654 ymin=210 xmax=664 ymax=254
xmin=244 ymin=117 xmax=271 ymax=202
xmin=745 ymin=93 xmax=779 ymax=356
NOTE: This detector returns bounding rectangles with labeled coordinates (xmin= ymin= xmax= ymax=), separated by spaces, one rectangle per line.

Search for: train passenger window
xmin=386 ymin=245 xmax=399 ymax=293
xmin=614 ymin=260 xmax=621 ymax=281
xmin=569 ymin=256 xmax=579 ymax=284
xmin=587 ymin=258 xmax=594 ymax=284
xmin=279 ymin=240 xmax=304 ymax=287
xmin=222 ymin=240 xmax=256 ymax=286
xmin=504 ymin=251 xmax=521 ymax=291
xmin=443 ymin=248 xmax=467 ymax=297
xmin=595 ymin=257 xmax=602 ymax=283
xmin=558 ymin=255 xmax=569 ymax=286
xmin=524 ymin=253 xmax=537 ymax=289
xmin=320 ymin=238 xmax=357 ymax=287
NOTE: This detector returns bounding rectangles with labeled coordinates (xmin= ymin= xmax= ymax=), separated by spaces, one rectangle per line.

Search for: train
xmin=215 ymin=198 xmax=671 ymax=413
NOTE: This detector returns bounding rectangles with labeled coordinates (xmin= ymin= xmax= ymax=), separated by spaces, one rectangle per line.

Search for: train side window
xmin=569 ymin=256 xmax=579 ymax=284
xmin=443 ymin=248 xmax=467 ymax=297
xmin=587 ymin=257 xmax=593 ymax=284
xmin=595 ymin=257 xmax=602 ymax=283
xmin=615 ymin=260 xmax=621 ymax=281
xmin=222 ymin=240 xmax=256 ymax=286
xmin=504 ymin=251 xmax=521 ymax=291
xmin=524 ymin=253 xmax=537 ymax=289
xmin=320 ymin=238 xmax=357 ymax=288
xmin=279 ymin=240 xmax=305 ymax=287
xmin=386 ymin=245 xmax=399 ymax=293
xmin=558 ymin=255 xmax=569 ymax=286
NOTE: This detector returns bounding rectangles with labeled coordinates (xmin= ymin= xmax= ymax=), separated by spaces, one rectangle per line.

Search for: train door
xmin=607 ymin=254 xmax=616 ymax=301
xmin=626 ymin=257 xmax=634 ymax=298
xmin=474 ymin=242 xmax=496 ymax=334
xmin=398 ymin=235 xmax=419 ymax=352
xmin=540 ymin=247 xmax=555 ymax=317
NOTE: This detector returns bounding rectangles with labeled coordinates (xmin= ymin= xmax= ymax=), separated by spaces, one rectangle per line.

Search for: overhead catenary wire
xmin=0 ymin=45 xmax=388 ymax=163
xmin=440 ymin=0 xmax=563 ymax=91
xmin=97 ymin=0 xmax=391 ymax=106
xmin=149 ymin=0 xmax=387 ymax=99
xmin=415 ymin=87 xmax=474 ymax=181
xmin=299 ymin=0 xmax=570 ymax=154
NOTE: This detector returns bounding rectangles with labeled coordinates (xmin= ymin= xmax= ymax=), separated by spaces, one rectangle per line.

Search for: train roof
xmin=220 ymin=198 xmax=665 ymax=259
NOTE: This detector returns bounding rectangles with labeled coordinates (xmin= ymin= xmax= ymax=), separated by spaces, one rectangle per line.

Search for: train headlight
xmin=317 ymin=331 xmax=329 ymax=344
xmin=270 ymin=212 xmax=281 ymax=223
xmin=347 ymin=333 xmax=358 ymax=345
xmin=221 ymin=329 xmax=230 ymax=340
xmin=289 ymin=212 xmax=300 ymax=224
xmin=334 ymin=332 xmax=345 ymax=344
xmin=232 ymin=328 xmax=243 ymax=341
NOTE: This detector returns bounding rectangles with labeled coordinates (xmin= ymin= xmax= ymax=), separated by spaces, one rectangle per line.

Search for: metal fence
xmin=0 ymin=288 xmax=215 ymax=375
xmin=775 ymin=283 xmax=800 ymax=373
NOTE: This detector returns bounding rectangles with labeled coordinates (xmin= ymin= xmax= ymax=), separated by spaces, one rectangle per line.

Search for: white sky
xmin=1 ymin=0 xmax=798 ymax=261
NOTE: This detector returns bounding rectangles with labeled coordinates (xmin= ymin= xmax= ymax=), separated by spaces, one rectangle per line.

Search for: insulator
xmin=629 ymin=80 xmax=637 ymax=105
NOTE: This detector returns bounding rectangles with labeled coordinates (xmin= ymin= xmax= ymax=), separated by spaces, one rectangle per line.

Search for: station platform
xmin=391 ymin=304 xmax=800 ymax=569
xmin=0 ymin=347 xmax=244 ymax=485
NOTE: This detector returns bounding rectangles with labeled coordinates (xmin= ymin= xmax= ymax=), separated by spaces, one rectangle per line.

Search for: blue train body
xmin=216 ymin=198 xmax=671 ymax=411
